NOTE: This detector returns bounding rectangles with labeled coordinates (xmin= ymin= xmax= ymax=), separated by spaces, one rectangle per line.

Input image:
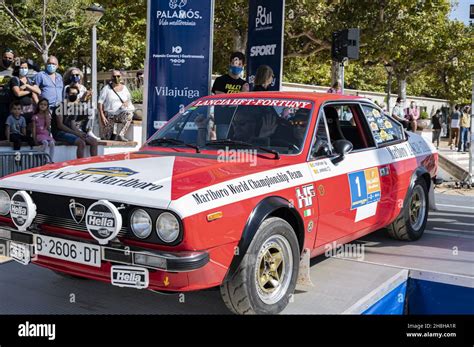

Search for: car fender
xmin=406 ymin=166 xmax=432 ymax=208
xmin=223 ymin=196 xmax=304 ymax=282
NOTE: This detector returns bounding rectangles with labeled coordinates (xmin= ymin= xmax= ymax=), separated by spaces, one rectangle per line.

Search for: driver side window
xmin=310 ymin=112 xmax=332 ymax=159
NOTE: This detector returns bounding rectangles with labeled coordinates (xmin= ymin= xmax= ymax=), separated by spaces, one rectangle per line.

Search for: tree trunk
xmin=42 ymin=50 xmax=49 ymax=64
xmin=331 ymin=60 xmax=343 ymax=87
xmin=233 ymin=29 xmax=247 ymax=54
xmin=397 ymin=76 xmax=407 ymax=108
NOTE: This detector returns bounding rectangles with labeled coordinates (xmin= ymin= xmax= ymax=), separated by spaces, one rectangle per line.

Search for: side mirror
xmin=331 ymin=139 xmax=353 ymax=164
xmin=312 ymin=142 xmax=331 ymax=158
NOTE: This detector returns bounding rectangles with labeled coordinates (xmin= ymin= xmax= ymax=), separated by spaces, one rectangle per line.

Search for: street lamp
xmin=384 ymin=63 xmax=394 ymax=114
xmin=85 ymin=4 xmax=105 ymax=129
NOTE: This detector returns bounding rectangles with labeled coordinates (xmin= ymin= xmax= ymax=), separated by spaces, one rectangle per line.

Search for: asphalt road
xmin=0 ymin=193 xmax=472 ymax=315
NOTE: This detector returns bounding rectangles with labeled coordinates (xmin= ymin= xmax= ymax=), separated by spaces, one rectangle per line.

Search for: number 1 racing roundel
xmin=348 ymin=168 xmax=381 ymax=210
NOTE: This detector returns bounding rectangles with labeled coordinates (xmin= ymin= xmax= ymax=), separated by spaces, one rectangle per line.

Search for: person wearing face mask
xmin=0 ymin=48 xmax=15 ymax=140
xmin=52 ymin=86 xmax=98 ymax=159
xmin=211 ymin=52 xmax=249 ymax=139
xmin=62 ymin=67 xmax=99 ymax=140
xmin=98 ymin=70 xmax=135 ymax=141
xmin=63 ymin=67 xmax=90 ymax=101
xmin=10 ymin=59 xmax=41 ymax=131
xmin=34 ymin=55 xmax=64 ymax=111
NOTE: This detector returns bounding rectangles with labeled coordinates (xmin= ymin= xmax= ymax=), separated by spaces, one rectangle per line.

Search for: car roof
xmin=202 ymin=91 xmax=365 ymax=103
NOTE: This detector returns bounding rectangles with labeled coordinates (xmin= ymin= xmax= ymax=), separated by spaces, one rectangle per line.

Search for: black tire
xmin=385 ymin=178 xmax=429 ymax=241
xmin=220 ymin=217 xmax=299 ymax=314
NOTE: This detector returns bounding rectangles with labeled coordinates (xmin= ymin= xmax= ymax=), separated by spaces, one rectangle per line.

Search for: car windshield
xmin=146 ymin=98 xmax=314 ymax=155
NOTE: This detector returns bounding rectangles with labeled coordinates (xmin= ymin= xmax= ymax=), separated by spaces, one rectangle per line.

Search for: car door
xmin=309 ymin=102 xmax=386 ymax=250
xmin=307 ymin=104 xmax=355 ymax=249
xmin=358 ymin=103 xmax=407 ymax=229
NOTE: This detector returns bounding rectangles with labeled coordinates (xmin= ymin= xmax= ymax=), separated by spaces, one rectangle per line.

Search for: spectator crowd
xmin=0 ymin=48 xmax=136 ymax=161
xmin=0 ymin=48 xmax=471 ymax=163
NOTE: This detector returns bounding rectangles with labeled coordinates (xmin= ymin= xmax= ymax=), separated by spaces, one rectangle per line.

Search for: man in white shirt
xmin=98 ymin=70 xmax=135 ymax=141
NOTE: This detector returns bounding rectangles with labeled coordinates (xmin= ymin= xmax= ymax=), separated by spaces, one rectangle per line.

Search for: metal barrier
xmin=0 ymin=151 xmax=52 ymax=178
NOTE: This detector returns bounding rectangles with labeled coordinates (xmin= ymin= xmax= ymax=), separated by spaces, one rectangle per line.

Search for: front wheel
xmin=220 ymin=217 xmax=300 ymax=314
xmin=385 ymin=178 xmax=429 ymax=241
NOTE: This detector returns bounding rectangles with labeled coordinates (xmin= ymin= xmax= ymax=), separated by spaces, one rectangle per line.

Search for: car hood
xmin=0 ymin=151 xmax=293 ymax=212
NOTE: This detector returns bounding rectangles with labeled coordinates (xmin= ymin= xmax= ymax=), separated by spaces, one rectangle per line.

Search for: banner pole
xmin=142 ymin=0 xmax=152 ymax=144
xmin=208 ymin=0 xmax=215 ymax=96
xmin=279 ymin=0 xmax=285 ymax=91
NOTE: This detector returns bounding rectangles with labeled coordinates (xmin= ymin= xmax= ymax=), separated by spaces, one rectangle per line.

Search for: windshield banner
xmin=145 ymin=0 xmax=214 ymax=138
xmin=247 ymin=0 xmax=285 ymax=91
xmin=193 ymin=98 xmax=313 ymax=109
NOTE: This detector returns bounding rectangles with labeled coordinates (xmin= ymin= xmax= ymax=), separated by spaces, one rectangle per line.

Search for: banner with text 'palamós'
xmin=145 ymin=0 xmax=214 ymax=138
xmin=247 ymin=0 xmax=285 ymax=91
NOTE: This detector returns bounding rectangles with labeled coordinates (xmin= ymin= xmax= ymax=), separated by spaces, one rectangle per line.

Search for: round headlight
xmin=130 ymin=209 xmax=152 ymax=239
xmin=0 ymin=190 xmax=10 ymax=216
xmin=156 ymin=212 xmax=180 ymax=243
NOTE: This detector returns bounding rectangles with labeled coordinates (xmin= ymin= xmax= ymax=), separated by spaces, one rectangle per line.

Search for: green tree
xmin=0 ymin=0 xmax=93 ymax=64
xmin=213 ymin=0 xmax=248 ymax=75
xmin=95 ymin=0 xmax=147 ymax=71
xmin=424 ymin=20 xmax=474 ymax=104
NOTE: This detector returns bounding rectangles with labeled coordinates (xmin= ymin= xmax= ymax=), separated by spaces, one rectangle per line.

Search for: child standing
xmin=32 ymin=98 xmax=55 ymax=161
xmin=5 ymin=101 xmax=35 ymax=150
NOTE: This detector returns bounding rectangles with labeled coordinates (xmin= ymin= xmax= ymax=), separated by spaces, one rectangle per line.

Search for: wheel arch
xmin=223 ymin=196 xmax=305 ymax=282
xmin=410 ymin=166 xmax=431 ymax=192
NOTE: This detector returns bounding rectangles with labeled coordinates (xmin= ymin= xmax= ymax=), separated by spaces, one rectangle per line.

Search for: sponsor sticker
xmin=85 ymin=200 xmax=122 ymax=245
xmin=348 ymin=168 xmax=381 ymax=210
xmin=296 ymin=184 xmax=316 ymax=209
xmin=193 ymin=98 xmax=313 ymax=109
xmin=30 ymin=167 xmax=163 ymax=192
xmin=111 ymin=266 xmax=149 ymax=289
xmin=10 ymin=191 xmax=36 ymax=231
xmin=77 ymin=167 xmax=138 ymax=177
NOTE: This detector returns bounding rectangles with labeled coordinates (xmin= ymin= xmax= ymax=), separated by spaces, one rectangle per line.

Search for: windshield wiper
xmin=205 ymin=139 xmax=280 ymax=159
xmin=147 ymin=138 xmax=200 ymax=153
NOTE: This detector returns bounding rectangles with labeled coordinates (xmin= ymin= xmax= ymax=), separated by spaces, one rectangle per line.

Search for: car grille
xmin=2 ymin=189 xmax=175 ymax=245
xmin=4 ymin=189 xmax=130 ymax=237
xmin=34 ymin=213 xmax=128 ymax=236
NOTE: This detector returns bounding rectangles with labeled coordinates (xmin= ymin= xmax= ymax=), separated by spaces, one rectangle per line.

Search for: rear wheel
xmin=386 ymin=178 xmax=429 ymax=241
xmin=220 ymin=217 xmax=299 ymax=314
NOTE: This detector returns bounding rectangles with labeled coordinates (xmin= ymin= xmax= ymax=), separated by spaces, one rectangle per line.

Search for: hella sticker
xmin=111 ymin=266 xmax=149 ymax=289
xmin=10 ymin=191 xmax=37 ymax=231
xmin=85 ymin=200 xmax=122 ymax=245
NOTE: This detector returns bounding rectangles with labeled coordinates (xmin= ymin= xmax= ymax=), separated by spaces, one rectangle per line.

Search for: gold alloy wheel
xmin=258 ymin=245 xmax=284 ymax=293
xmin=409 ymin=185 xmax=426 ymax=231
xmin=255 ymin=235 xmax=293 ymax=305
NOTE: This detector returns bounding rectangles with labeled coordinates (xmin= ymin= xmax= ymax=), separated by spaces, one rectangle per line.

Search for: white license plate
xmin=10 ymin=242 xmax=31 ymax=265
xmin=34 ymin=235 xmax=101 ymax=268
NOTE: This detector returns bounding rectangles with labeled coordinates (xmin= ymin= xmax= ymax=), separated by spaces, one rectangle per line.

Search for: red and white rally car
xmin=0 ymin=92 xmax=438 ymax=314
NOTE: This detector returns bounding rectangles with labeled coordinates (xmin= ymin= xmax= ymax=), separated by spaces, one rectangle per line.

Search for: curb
xmin=438 ymin=153 xmax=469 ymax=181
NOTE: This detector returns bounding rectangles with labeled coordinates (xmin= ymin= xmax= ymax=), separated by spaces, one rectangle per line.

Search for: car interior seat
xmin=324 ymin=106 xmax=346 ymax=142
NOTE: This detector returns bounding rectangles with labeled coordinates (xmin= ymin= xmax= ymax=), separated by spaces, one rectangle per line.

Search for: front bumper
xmin=0 ymin=225 xmax=209 ymax=273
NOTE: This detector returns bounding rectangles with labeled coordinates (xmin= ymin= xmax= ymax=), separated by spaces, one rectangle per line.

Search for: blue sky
xmin=449 ymin=0 xmax=472 ymax=24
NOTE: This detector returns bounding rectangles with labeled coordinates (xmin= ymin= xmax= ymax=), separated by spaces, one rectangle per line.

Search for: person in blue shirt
xmin=34 ymin=56 xmax=63 ymax=111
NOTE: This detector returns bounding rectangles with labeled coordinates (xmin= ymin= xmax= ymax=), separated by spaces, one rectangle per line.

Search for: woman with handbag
xmin=98 ymin=70 xmax=135 ymax=141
